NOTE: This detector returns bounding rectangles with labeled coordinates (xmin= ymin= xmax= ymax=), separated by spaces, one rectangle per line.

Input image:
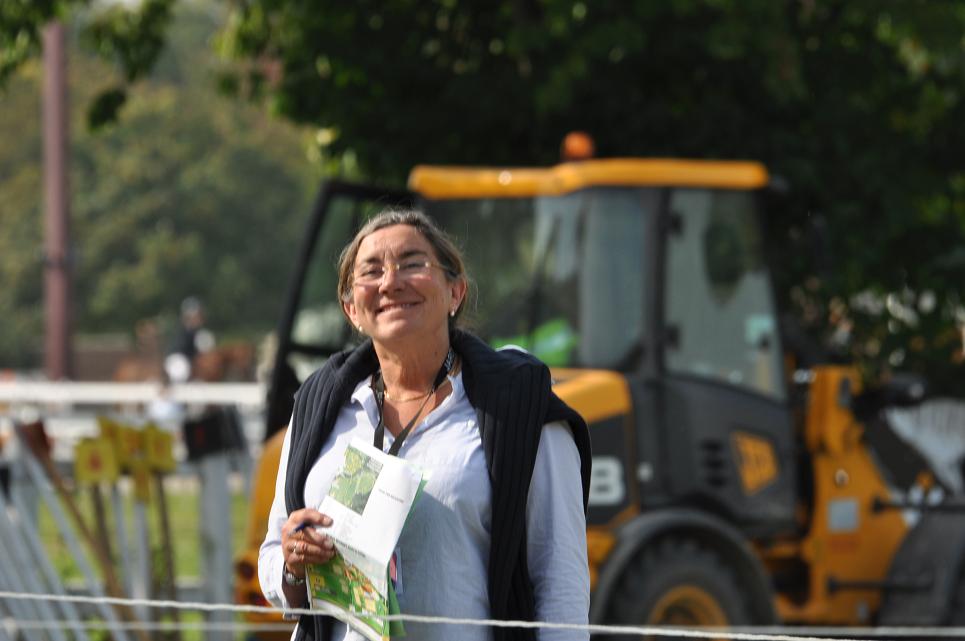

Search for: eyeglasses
xmin=352 ymin=259 xmax=452 ymax=286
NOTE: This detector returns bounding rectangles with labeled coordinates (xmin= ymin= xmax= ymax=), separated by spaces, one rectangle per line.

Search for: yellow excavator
xmin=235 ymin=138 xmax=962 ymax=635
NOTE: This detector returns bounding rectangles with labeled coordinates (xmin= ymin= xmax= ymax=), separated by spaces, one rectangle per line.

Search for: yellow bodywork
xmin=764 ymin=366 xmax=909 ymax=624
xmin=551 ymin=368 xmax=632 ymax=424
xmin=409 ymin=158 xmax=769 ymax=199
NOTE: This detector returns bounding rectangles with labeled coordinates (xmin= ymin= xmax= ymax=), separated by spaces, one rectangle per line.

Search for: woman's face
xmin=343 ymin=224 xmax=466 ymax=347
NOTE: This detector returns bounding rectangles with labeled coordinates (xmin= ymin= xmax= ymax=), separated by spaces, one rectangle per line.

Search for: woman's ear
xmin=450 ymin=277 xmax=468 ymax=314
xmin=343 ymin=300 xmax=359 ymax=329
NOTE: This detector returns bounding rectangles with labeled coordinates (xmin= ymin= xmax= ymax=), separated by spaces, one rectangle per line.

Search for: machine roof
xmin=409 ymin=158 xmax=769 ymax=199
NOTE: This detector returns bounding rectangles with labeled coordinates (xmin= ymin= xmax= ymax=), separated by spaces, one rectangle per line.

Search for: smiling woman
xmin=258 ymin=208 xmax=593 ymax=641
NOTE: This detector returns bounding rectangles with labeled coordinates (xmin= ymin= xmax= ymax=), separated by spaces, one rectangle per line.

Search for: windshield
xmin=425 ymin=187 xmax=655 ymax=369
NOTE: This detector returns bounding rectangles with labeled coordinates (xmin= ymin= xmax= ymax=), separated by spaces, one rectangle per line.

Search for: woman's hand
xmin=282 ymin=509 xmax=336 ymax=579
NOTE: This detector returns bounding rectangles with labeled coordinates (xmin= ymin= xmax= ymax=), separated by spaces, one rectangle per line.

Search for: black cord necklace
xmin=373 ymin=348 xmax=455 ymax=456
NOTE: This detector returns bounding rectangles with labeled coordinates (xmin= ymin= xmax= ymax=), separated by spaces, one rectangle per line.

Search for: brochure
xmin=306 ymin=438 xmax=425 ymax=641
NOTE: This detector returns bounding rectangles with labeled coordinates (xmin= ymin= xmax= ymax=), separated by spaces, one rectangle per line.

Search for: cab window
xmin=664 ymin=189 xmax=785 ymax=399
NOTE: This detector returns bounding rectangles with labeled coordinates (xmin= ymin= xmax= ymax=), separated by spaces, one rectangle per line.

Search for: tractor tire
xmin=603 ymin=537 xmax=752 ymax=641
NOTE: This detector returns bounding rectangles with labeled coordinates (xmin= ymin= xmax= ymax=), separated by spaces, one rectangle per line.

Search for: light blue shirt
xmin=260 ymin=369 xmax=590 ymax=641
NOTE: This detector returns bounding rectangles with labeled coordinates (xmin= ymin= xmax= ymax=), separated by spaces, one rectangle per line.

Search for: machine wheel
xmin=604 ymin=537 xmax=752 ymax=641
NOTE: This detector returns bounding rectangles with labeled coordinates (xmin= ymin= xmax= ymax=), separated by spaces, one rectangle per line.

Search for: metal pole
xmin=199 ymin=454 xmax=232 ymax=641
xmin=7 ymin=490 xmax=91 ymax=641
xmin=0 ymin=604 xmax=13 ymax=641
xmin=14 ymin=450 xmax=133 ymax=641
xmin=131 ymin=499 xmax=151 ymax=623
xmin=42 ymin=20 xmax=72 ymax=380
xmin=0 ymin=494 xmax=67 ymax=641
xmin=112 ymin=484 xmax=135 ymax=599
xmin=0 ymin=524 xmax=49 ymax=641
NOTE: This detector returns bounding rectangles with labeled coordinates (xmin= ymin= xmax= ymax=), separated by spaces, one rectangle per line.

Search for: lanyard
xmin=373 ymin=348 xmax=455 ymax=456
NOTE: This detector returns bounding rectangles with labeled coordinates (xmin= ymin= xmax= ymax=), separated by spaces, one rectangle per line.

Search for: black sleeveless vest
xmin=284 ymin=330 xmax=591 ymax=641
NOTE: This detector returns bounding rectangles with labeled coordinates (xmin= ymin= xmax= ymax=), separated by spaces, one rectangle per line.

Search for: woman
xmin=259 ymin=209 xmax=592 ymax=641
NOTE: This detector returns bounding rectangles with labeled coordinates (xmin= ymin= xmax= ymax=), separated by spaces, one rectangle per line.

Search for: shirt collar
xmin=349 ymin=370 xmax=467 ymax=429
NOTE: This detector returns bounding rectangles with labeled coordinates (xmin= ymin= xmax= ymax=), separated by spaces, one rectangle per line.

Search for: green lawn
xmin=38 ymin=475 xmax=250 ymax=581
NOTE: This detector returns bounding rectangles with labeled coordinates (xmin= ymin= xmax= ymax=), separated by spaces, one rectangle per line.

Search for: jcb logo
xmin=732 ymin=431 xmax=778 ymax=495
xmin=589 ymin=457 xmax=625 ymax=505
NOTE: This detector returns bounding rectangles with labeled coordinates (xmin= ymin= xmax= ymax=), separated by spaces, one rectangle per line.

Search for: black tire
xmin=604 ymin=537 xmax=752 ymax=641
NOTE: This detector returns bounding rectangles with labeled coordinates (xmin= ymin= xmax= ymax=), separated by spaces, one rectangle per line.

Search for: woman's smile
xmin=378 ymin=301 xmax=421 ymax=314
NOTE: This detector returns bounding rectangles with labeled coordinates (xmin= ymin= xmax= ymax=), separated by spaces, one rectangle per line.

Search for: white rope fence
xmin=5 ymin=591 xmax=965 ymax=640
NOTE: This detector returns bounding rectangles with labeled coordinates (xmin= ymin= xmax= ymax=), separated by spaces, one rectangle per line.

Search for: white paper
xmin=316 ymin=437 xmax=423 ymax=597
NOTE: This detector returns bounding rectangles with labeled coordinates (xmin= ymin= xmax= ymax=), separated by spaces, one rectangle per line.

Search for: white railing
xmin=0 ymin=381 xmax=264 ymax=407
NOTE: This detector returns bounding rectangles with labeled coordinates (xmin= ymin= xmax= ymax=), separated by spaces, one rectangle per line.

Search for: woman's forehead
xmin=356 ymin=224 xmax=432 ymax=260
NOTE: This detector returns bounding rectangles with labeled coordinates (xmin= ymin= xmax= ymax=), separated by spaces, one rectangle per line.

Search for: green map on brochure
xmin=305 ymin=439 xmax=425 ymax=641
xmin=306 ymin=552 xmax=401 ymax=639
xmin=328 ymin=446 xmax=382 ymax=515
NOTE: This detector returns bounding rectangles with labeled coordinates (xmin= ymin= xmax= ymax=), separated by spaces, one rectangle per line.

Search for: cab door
xmin=650 ymin=187 xmax=797 ymax=534
xmin=265 ymin=181 xmax=413 ymax=439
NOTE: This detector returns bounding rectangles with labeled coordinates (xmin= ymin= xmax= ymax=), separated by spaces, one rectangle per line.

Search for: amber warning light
xmin=561 ymin=131 xmax=595 ymax=161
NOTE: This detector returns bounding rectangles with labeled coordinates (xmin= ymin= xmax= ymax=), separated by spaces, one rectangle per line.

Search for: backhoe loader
xmin=234 ymin=149 xmax=963 ymax=635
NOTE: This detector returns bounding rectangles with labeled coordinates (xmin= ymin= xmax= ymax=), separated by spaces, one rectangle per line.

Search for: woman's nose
xmin=378 ymin=264 xmax=403 ymax=290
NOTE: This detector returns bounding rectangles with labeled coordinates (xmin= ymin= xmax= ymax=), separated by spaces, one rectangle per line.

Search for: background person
xmin=164 ymin=296 xmax=215 ymax=382
xmin=258 ymin=209 xmax=592 ymax=641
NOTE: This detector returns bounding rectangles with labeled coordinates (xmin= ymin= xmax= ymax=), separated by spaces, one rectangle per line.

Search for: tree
xmin=3 ymin=0 xmax=964 ymax=389
xmin=0 ymin=2 xmax=319 ymax=368
xmin=1 ymin=0 xmax=177 ymax=128
xmin=216 ymin=0 xmax=965 ymax=391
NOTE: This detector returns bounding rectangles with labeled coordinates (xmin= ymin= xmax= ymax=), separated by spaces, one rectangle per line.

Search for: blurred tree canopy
xmin=2 ymin=0 xmax=964 ymax=390
xmin=0 ymin=2 xmax=319 ymax=368
xmin=215 ymin=0 xmax=965 ymax=390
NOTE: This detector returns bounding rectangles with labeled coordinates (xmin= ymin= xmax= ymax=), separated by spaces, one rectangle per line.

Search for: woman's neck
xmin=374 ymin=337 xmax=450 ymax=397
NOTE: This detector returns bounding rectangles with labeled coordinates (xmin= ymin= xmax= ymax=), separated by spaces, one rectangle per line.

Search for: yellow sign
xmin=115 ymin=426 xmax=146 ymax=471
xmin=74 ymin=437 xmax=120 ymax=485
xmin=96 ymin=416 xmax=119 ymax=442
xmin=732 ymin=431 xmax=778 ymax=495
xmin=144 ymin=423 xmax=176 ymax=473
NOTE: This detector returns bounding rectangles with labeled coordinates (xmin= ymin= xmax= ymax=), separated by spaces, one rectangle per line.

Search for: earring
xmin=449 ymin=309 xmax=456 ymax=317
xmin=357 ymin=324 xmax=363 ymax=332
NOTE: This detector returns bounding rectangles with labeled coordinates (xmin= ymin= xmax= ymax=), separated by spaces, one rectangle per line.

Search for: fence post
xmin=184 ymin=407 xmax=244 ymax=641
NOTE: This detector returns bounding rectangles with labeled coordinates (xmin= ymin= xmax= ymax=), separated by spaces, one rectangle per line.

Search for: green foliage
xmin=0 ymin=3 xmax=319 ymax=368
xmin=3 ymin=0 xmax=965 ymax=388
xmin=0 ymin=0 xmax=175 ymax=125
xmin=217 ymin=0 xmax=965 ymax=390
xmin=80 ymin=0 xmax=175 ymax=125
xmin=0 ymin=0 xmax=81 ymax=84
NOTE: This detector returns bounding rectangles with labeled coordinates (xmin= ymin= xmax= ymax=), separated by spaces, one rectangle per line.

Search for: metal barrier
xmin=0 ymin=382 xmax=264 ymax=641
